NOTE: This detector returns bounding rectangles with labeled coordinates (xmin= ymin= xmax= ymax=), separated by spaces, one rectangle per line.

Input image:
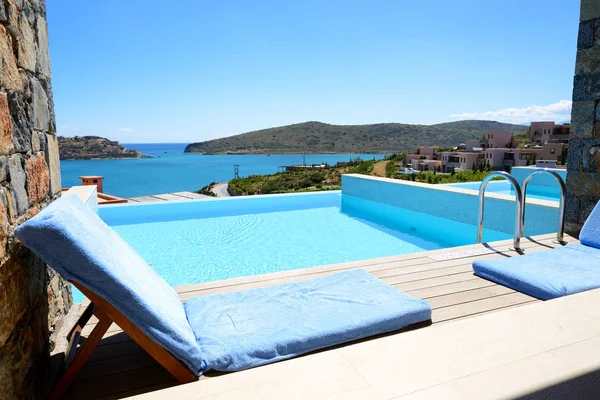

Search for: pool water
xmin=72 ymin=192 xmax=511 ymax=303
xmin=444 ymin=181 xmax=560 ymax=202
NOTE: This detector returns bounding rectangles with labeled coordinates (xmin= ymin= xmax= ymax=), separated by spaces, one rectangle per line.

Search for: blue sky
xmin=48 ymin=0 xmax=579 ymax=143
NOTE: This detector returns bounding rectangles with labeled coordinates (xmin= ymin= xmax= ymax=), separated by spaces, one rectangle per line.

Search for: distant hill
xmin=184 ymin=120 xmax=528 ymax=154
xmin=58 ymin=136 xmax=143 ymax=160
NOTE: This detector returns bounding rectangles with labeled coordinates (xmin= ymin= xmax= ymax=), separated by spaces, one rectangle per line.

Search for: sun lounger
xmin=15 ymin=195 xmax=432 ymax=398
xmin=472 ymin=201 xmax=600 ymax=300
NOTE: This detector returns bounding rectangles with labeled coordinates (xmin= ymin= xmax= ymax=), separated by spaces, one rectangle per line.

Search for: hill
xmin=184 ymin=120 xmax=528 ymax=154
xmin=58 ymin=136 xmax=143 ymax=160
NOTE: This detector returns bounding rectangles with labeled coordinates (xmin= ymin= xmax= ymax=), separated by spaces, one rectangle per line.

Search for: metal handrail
xmin=521 ymin=169 xmax=566 ymax=244
xmin=477 ymin=171 xmax=523 ymax=251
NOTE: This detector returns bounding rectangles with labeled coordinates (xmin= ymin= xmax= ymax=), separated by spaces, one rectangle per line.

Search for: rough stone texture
xmin=8 ymin=154 xmax=27 ymax=215
xmin=45 ymin=133 xmax=60 ymax=195
xmin=582 ymin=0 xmax=600 ymax=21
xmin=17 ymin=10 xmax=36 ymax=72
xmin=579 ymin=19 xmax=595 ymax=49
xmin=9 ymin=90 xmax=33 ymax=153
xmin=25 ymin=154 xmax=48 ymax=205
xmin=0 ymin=24 xmax=21 ymax=91
xmin=31 ymin=76 xmax=49 ymax=131
xmin=566 ymin=1 xmax=600 ymax=237
xmin=35 ymin=17 xmax=50 ymax=77
xmin=0 ymin=92 xmax=14 ymax=155
xmin=0 ymin=1 xmax=69 ymax=398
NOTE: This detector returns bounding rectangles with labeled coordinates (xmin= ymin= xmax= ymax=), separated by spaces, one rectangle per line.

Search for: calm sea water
xmin=59 ymin=143 xmax=384 ymax=198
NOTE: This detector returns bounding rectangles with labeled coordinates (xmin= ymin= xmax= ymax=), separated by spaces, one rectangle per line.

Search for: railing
xmin=521 ymin=169 xmax=567 ymax=244
xmin=477 ymin=171 xmax=523 ymax=251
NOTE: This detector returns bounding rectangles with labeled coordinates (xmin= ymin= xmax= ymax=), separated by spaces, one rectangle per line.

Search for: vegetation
xmin=184 ymin=120 xmax=527 ymax=154
xmin=229 ymin=169 xmax=341 ymax=195
xmin=195 ymin=182 xmax=217 ymax=197
xmin=395 ymin=169 xmax=496 ymax=184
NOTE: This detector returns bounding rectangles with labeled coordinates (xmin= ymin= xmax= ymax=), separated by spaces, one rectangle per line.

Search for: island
xmin=184 ymin=120 xmax=527 ymax=155
xmin=58 ymin=136 xmax=144 ymax=160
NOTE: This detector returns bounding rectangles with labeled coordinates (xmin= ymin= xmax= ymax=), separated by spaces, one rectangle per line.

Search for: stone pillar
xmin=0 ymin=1 xmax=71 ymax=399
xmin=565 ymin=0 xmax=600 ymax=236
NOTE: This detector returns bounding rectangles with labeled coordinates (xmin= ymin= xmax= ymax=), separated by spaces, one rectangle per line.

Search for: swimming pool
xmin=73 ymin=191 xmax=519 ymax=303
xmin=443 ymin=181 xmax=560 ymax=202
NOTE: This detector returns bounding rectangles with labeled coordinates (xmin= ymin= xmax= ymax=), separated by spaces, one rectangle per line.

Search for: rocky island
xmin=58 ymin=136 xmax=143 ymax=160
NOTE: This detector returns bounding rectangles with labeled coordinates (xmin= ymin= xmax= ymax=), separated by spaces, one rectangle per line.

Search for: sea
xmin=59 ymin=143 xmax=385 ymax=198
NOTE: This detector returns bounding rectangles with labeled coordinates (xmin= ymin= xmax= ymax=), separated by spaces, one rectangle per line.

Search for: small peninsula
xmin=184 ymin=120 xmax=527 ymax=155
xmin=58 ymin=136 xmax=142 ymax=160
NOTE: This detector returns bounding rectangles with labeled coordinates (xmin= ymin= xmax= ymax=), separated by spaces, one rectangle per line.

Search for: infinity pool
xmin=73 ymin=191 xmax=516 ymax=303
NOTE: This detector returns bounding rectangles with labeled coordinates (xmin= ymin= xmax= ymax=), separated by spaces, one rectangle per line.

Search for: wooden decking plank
xmin=432 ymin=292 xmax=537 ymax=323
xmin=426 ymin=286 xmax=515 ymax=309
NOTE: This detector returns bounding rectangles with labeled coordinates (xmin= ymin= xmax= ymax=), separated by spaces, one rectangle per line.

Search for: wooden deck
xmin=63 ymin=233 xmax=575 ymax=399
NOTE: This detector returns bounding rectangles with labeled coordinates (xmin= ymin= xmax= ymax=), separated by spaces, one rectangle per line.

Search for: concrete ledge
xmin=63 ymin=185 xmax=98 ymax=214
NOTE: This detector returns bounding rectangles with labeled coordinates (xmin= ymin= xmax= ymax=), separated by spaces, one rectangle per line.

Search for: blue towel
xmin=184 ymin=269 xmax=431 ymax=372
xmin=580 ymin=200 xmax=600 ymax=249
xmin=14 ymin=196 xmax=205 ymax=375
xmin=473 ymin=244 xmax=600 ymax=300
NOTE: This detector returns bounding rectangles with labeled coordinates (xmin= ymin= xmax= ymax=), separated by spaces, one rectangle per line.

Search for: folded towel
xmin=184 ymin=269 xmax=432 ymax=372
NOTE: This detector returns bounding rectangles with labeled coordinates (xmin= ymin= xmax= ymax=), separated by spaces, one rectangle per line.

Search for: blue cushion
xmin=473 ymin=244 xmax=600 ymax=300
xmin=14 ymin=195 xmax=204 ymax=375
xmin=184 ymin=268 xmax=431 ymax=372
xmin=580 ymin=200 xmax=600 ymax=249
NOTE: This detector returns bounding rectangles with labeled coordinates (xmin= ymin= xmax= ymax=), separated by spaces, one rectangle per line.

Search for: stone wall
xmin=566 ymin=0 xmax=600 ymax=236
xmin=0 ymin=0 xmax=72 ymax=399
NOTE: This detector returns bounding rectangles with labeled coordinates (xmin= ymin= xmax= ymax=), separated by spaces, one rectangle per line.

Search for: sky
xmin=47 ymin=0 xmax=580 ymax=143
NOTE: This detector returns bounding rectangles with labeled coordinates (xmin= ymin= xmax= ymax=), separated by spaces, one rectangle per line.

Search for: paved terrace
xmin=127 ymin=191 xmax=212 ymax=202
xmin=56 ymin=232 xmax=600 ymax=399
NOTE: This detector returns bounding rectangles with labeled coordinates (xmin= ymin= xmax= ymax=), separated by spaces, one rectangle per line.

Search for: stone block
xmin=8 ymin=154 xmax=28 ymax=215
xmin=573 ymin=74 xmax=590 ymax=101
xmin=45 ymin=134 xmax=60 ymax=195
xmin=31 ymin=77 xmax=49 ymax=132
xmin=570 ymin=120 xmax=594 ymax=138
xmin=581 ymin=0 xmax=600 ymax=21
xmin=575 ymin=45 xmax=600 ymax=75
xmin=25 ymin=154 xmax=48 ymax=206
xmin=579 ymin=20 xmax=595 ymax=49
xmin=565 ymin=193 xmax=580 ymax=223
xmin=0 ymin=255 xmax=30 ymax=347
xmin=0 ymin=92 xmax=14 ymax=155
xmin=0 ymin=2 xmax=7 ymax=22
xmin=565 ymin=220 xmax=583 ymax=238
xmin=580 ymin=139 xmax=600 ymax=172
xmin=590 ymin=71 xmax=600 ymax=98
xmin=31 ymin=131 xmax=40 ymax=151
xmin=572 ymin=100 xmax=595 ymax=126
xmin=17 ymin=10 xmax=36 ymax=72
xmin=35 ymin=17 xmax=51 ymax=77
xmin=566 ymin=171 xmax=600 ymax=197
xmin=8 ymin=91 xmax=33 ymax=153
xmin=567 ymin=138 xmax=583 ymax=172
xmin=0 ymin=25 xmax=20 ymax=90
xmin=579 ymin=196 xmax=600 ymax=224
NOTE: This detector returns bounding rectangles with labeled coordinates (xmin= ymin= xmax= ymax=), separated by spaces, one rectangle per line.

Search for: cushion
xmin=14 ymin=195 xmax=204 ymax=375
xmin=580 ymin=200 xmax=600 ymax=249
xmin=473 ymin=244 xmax=600 ymax=300
xmin=184 ymin=268 xmax=432 ymax=372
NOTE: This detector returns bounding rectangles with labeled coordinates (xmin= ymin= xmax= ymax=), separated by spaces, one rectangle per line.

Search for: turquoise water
xmin=445 ymin=181 xmax=560 ymax=202
xmin=59 ymin=143 xmax=384 ymax=198
xmin=73 ymin=191 xmax=498 ymax=303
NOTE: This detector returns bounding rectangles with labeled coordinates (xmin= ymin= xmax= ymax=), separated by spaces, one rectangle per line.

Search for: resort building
xmin=528 ymin=121 xmax=571 ymax=144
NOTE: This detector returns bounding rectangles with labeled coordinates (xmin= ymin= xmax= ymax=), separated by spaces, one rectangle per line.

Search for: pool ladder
xmin=477 ymin=170 xmax=566 ymax=252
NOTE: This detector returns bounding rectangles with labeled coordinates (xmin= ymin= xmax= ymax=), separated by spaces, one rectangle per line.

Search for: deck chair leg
xmin=49 ymin=308 xmax=113 ymax=400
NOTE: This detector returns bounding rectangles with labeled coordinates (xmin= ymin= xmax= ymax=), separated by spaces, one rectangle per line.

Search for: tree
xmin=472 ymin=162 xmax=476 ymax=171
